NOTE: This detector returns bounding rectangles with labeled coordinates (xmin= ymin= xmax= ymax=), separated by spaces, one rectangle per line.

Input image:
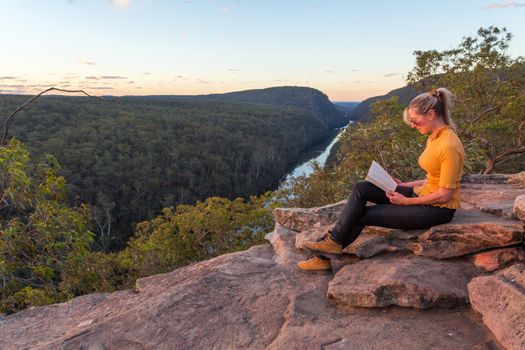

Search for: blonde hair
xmin=403 ymin=87 xmax=457 ymax=131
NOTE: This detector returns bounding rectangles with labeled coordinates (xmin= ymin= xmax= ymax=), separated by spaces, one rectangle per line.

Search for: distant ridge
xmin=333 ymin=101 xmax=360 ymax=115
xmin=348 ymin=85 xmax=419 ymax=122
xmin=122 ymin=86 xmax=349 ymax=128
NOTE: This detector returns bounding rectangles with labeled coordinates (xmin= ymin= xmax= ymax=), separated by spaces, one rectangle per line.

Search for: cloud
xmin=100 ymin=76 xmax=127 ymax=79
xmin=0 ymin=76 xmax=19 ymax=80
xmin=172 ymin=75 xmax=190 ymax=81
xmin=78 ymin=61 xmax=96 ymax=65
xmin=384 ymin=72 xmax=398 ymax=77
xmin=0 ymin=84 xmax=25 ymax=89
xmin=111 ymin=0 xmax=131 ymax=9
xmin=0 ymin=89 xmax=25 ymax=94
xmin=483 ymin=1 xmax=525 ymax=9
xmin=80 ymin=85 xmax=114 ymax=90
xmin=220 ymin=7 xmax=230 ymax=13
xmin=325 ymin=70 xmax=337 ymax=74
xmin=84 ymin=75 xmax=126 ymax=80
xmin=197 ymin=79 xmax=214 ymax=84
xmin=143 ymin=72 xmax=151 ymax=75
xmin=228 ymin=68 xmax=240 ymax=72
xmin=173 ymin=75 xmax=189 ymax=81
xmin=184 ymin=0 xmax=192 ymax=3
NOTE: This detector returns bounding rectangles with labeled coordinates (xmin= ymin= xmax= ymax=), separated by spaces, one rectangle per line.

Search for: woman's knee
xmin=350 ymin=180 xmax=371 ymax=198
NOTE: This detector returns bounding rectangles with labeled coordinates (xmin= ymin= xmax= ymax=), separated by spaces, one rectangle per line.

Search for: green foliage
xmin=59 ymin=251 xmax=120 ymax=297
xmin=407 ymin=26 xmax=525 ymax=173
xmin=0 ymin=140 xmax=276 ymax=313
xmin=0 ymin=139 xmax=95 ymax=313
xmin=275 ymin=161 xmax=343 ymax=208
xmin=3 ymin=88 xmax=343 ymax=248
xmin=116 ymin=193 xmax=276 ymax=287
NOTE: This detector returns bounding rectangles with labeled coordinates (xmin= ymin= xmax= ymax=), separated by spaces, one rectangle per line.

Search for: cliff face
xmin=1 ymin=173 xmax=524 ymax=350
xmin=194 ymin=86 xmax=349 ymax=128
xmin=142 ymin=86 xmax=349 ymax=128
xmin=347 ymin=85 xmax=419 ymax=122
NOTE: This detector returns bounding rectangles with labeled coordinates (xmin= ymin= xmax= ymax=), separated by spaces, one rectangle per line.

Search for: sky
xmin=0 ymin=0 xmax=524 ymax=101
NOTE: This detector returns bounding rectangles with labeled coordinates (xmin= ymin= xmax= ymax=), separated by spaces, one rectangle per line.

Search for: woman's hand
xmin=386 ymin=190 xmax=410 ymax=205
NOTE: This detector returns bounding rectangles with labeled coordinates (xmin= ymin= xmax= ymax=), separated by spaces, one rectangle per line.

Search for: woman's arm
xmin=386 ymin=187 xmax=453 ymax=206
xmin=393 ymin=177 xmax=425 ymax=188
xmin=399 ymin=179 xmax=425 ymax=188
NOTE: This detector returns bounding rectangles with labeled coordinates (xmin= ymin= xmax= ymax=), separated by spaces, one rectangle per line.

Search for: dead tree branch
xmin=1 ymin=87 xmax=104 ymax=146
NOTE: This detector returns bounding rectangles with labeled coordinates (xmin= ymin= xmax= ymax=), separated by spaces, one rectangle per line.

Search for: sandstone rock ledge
xmin=0 ymin=173 xmax=523 ymax=350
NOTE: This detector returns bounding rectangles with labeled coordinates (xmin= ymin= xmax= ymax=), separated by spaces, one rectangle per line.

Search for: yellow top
xmin=413 ymin=125 xmax=465 ymax=209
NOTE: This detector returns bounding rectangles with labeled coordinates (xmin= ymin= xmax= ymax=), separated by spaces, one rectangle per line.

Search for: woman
xmin=298 ymin=87 xmax=465 ymax=273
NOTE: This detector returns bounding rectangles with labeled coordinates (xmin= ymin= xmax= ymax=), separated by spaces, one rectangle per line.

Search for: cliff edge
xmin=1 ymin=173 xmax=524 ymax=350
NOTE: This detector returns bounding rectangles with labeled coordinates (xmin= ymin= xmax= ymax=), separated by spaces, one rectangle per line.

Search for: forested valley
xmin=2 ymin=87 xmax=346 ymax=249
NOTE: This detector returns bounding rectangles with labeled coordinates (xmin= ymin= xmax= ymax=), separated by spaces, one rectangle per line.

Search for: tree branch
xmin=470 ymin=103 xmax=502 ymax=125
xmin=494 ymin=152 xmax=525 ymax=167
xmin=484 ymin=145 xmax=525 ymax=174
xmin=1 ymin=87 xmax=104 ymax=146
xmin=0 ymin=93 xmax=6 ymax=117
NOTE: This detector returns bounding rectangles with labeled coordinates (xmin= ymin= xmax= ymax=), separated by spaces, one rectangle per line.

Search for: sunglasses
xmin=408 ymin=116 xmax=423 ymax=126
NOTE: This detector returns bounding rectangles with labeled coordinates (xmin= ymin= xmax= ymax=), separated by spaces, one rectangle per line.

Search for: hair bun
xmin=430 ymin=88 xmax=439 ymax=97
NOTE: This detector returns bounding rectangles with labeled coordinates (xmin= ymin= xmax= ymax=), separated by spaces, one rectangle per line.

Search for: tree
xmin=115 ymin=193 xmax=275 ymax=287
xmin=407 ymin=26 xmax=525 ymax=173
xmin=0 ymin=139 xmax=94 ymax=313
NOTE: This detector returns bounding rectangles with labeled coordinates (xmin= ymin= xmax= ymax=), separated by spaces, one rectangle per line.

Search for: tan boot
xmin=297 ymin=254 xmax=332 ymax=274
xmin=303 ymin=231 xmax=342 ymax=255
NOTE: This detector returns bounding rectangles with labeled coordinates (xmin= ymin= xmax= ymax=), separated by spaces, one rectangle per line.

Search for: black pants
xmin=330 ymin=180 xmax=456 ymax=248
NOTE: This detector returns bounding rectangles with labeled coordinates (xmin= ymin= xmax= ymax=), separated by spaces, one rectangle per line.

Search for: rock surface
xmin=472 ymin=247 xmax=525 ymax=272
xmin=273 ymin=200 xmax=346 ymax=232
xmin=2 ymin=172 xmax=525 ymax=349
xmin=327 ymin=254 xmax=480 ymax=309
xmin=0 ymin=244 xmax=499 ymax=350
xmin=514 ymin=194 xmax=525 ymax=221
xmin=406 ymin=210 xmax=524 ymax=259
xmin=460 ymin=173 xmax=525 ymax=219
xmin=468 ymin=264 xmax=525 ymax=350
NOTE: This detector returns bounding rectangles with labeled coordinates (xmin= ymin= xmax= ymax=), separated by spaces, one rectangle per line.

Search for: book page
xmin=365 ymin=161 xmax=397 ymax=192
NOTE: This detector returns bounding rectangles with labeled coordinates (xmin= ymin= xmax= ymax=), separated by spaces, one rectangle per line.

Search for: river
xmin=277 ymin=122 xmax=352 ymax=190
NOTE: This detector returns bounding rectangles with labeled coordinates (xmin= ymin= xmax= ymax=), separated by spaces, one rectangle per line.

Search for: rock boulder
xmin=514 ymin=194 xmax=525 ymax=221
xmin=471 ymin=247 xmax=525 ymax=272
xmin=327 ymin=254 xmax=481 ymax=309
xmin=468 ymin=263 xmax=525 ymax=350
xmin=406 ymin=210 xmax=524 ymax=259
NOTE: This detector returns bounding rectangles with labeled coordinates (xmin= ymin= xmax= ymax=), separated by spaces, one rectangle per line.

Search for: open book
xmin=365 ymin=161 xmax=397 ymax=192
